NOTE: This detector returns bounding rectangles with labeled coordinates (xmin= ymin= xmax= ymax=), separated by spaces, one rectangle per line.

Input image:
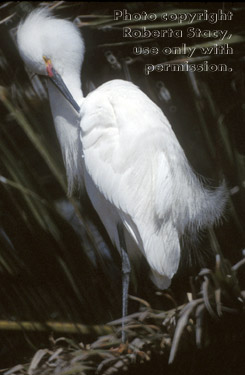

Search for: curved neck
xmin=62 ymin=70 xmax=84 ymax=106
xmin=47 ymin=73 xmax=84 ymax=194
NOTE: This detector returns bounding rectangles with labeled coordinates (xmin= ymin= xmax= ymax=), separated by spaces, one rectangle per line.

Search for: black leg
xmin=117 ymin=223 xmax=131 ymax=343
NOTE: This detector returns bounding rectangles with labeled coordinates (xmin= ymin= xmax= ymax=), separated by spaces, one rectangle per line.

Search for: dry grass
xmin=2 ymin=255 xmax=245 ymax=375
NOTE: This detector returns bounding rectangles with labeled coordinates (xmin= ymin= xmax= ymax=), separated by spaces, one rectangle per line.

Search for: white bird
xmin=17 ymin=9 xmax=226 ymax=339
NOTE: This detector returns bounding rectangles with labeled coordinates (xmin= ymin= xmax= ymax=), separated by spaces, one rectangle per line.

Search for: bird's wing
xmin=80 ymin=80 xmax=182 ymax=281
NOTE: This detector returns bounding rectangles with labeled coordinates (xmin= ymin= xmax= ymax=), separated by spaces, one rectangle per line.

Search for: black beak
xmin=43 ymin=56 xmax=80 ymax=113
xmin=49 ymin=69 xmax=80 ymax=113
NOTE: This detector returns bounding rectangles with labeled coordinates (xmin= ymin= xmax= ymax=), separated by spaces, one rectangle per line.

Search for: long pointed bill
xmin=43 ymin=56 xmax=80 ymax=113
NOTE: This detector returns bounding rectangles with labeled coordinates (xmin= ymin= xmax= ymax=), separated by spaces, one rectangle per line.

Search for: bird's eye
xmin=43 ymin=56 xmax=53 ymax=77
xmin=43 ymin=55 xmax=51 ymax=65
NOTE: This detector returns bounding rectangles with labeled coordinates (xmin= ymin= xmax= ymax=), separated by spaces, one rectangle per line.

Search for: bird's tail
xmin=186 ymin=177 xmax=228 ymax=234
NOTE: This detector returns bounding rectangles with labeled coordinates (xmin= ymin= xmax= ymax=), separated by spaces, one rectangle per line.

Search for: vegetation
xmin=0 ymin=1 xmax=244 ymax=373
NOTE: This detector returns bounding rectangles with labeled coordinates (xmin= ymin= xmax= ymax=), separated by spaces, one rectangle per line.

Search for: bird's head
xmin=17 ymin=8 xmax=85 ymax=112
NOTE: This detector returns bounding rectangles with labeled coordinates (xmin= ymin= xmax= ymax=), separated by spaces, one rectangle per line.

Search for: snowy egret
xmin=17 ymin=9 xmax=226 ymax=340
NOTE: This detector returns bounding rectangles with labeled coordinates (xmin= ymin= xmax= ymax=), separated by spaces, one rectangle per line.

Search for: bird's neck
xmin=62 ymin=70 xmax=84 ymax=106
xmin=47 ymin=73 xmax=84 ymax=195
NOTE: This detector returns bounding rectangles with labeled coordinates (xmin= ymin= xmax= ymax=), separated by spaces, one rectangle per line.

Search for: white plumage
xmin=17 ymin=9 xmax=226 ymax=290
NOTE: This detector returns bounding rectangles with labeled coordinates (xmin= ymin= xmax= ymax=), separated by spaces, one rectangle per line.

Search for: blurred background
xmin=0 ymin=1 xmax=244 ymax=368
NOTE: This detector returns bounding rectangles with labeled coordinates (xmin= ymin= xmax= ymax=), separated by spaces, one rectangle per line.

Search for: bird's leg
xmin=117 ymin=223 xmax=131 ymax=343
